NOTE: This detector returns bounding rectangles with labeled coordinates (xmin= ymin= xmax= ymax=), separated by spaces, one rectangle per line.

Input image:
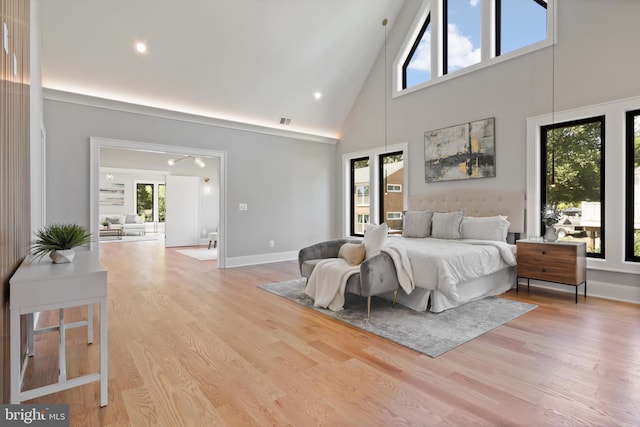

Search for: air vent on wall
xmin=279 ymin=117 xmax=292 ymax=125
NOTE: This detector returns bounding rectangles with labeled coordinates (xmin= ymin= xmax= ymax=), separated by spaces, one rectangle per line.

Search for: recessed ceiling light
xmin=135 ymin=42 xmax=147 ymax=54
xmin=314 ymin=91 xmax=322 ymax=100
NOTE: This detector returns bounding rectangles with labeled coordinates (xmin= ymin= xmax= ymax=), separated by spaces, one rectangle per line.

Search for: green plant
xmin=29 ymin=223 xmax=92 ymax=260
xmin=101 ymin=221 xmax=109 ymax=227
xmin=541 ymin=205 xmax=561 ymax=228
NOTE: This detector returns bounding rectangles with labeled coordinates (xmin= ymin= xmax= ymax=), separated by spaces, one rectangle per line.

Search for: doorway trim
xmin=90 ymin=136 xmax=227 ymax=268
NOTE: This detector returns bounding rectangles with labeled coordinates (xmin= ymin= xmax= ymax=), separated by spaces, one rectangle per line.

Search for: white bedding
xmin=381 ymin=237 xmax=516 ymax=303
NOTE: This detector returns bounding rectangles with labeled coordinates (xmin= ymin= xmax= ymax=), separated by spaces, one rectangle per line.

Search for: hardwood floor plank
xmin=17 ymin=240 xmax=640 ymax=426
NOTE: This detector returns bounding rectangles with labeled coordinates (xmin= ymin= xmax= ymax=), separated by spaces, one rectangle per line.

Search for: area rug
xmin=176 ymin=248 xmax=217 ymax=261
xmin=258 ymin=279 xmax=536 ymax=357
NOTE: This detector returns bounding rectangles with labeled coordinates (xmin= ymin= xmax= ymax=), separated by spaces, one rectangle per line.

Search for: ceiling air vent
xmin=279 ymin=117 xmax=292 ymax=125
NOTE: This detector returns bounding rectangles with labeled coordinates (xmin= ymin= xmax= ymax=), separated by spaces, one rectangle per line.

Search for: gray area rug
xmin=258 ymin=279 xmax=537 ymax=357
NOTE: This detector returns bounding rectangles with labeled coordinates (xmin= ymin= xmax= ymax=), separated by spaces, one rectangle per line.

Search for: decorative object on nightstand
xmin=516 ymin=240 xmax=587 ymax=303
xmin=541 ymin=205 xmax=561 ymax=242
xmin=29 ymin=223 xmax=93 ymax=264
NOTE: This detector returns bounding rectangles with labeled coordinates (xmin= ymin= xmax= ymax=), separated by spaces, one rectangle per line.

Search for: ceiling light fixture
xmin=167 ymin=155 xmax=206 ymax=168
xmin=314 ymin=91 xmax=322 ymax=100
xmin=135 ymin=41 xmax=147 ymax=54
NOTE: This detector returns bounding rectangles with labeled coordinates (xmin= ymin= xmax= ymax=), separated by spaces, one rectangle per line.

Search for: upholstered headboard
xmin=408 ymin=189 xmax=525 ymax=234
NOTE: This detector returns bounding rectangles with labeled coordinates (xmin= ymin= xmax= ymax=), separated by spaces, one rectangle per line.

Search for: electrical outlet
xmin=269 ymin=240 xmax=275 ymax=248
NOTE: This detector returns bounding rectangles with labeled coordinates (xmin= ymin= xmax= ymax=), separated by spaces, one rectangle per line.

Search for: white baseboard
xmin=226 ymin=250 xmax=298 ymax=268
xmin=519 ymin=279 xmax=640 ymax=305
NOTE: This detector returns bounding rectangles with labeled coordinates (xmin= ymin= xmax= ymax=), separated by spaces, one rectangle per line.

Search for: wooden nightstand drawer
xmin=516 ymin=240 xmax=587 ymax=302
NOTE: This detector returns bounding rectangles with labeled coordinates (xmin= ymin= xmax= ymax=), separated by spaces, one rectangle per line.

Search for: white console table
xmin=10 ymin=251 xmax=108 ymax=406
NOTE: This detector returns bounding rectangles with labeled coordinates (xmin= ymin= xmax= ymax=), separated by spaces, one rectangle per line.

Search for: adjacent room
xmin=1 ymin=0 xmax=639 ymax=425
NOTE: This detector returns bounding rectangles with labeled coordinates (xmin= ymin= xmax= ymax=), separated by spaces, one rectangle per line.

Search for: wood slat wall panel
xmin=0 ymin=0 xmax=30 ymax=403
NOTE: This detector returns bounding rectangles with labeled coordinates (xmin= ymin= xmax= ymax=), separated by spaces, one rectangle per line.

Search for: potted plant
xmin=541 ymin=205 xmax=561 ymax=242
xmin=101 ymin=220 xmax=110 ymax=228
xmin=29 ymin=223 xmax=93 ymax=263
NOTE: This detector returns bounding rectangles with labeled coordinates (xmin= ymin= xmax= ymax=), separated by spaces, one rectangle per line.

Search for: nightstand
xmin=516 ymin=240 xmax=587 ymax=303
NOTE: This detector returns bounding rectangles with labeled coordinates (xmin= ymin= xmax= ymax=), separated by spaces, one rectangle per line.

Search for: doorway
xmin=90 ymin=137 xmax=227 ymax=268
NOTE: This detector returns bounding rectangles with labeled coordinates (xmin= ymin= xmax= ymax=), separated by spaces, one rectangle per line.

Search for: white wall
xmin=339 ymin=0 xmax=640 ymax=301
xmin=43 ymin=93 xmax=338 ymax=264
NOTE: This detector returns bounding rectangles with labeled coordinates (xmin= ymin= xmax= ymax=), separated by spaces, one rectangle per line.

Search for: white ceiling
xmin=39 ymin=0 xmax=404 ymax=139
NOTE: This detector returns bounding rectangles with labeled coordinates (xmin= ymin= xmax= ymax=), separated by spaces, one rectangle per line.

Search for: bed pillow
xmin=431 ymin=210 xmax=464 ymax=240
xmin=461 ymin=215 xmax=510 ymax=241
xmin=338 ymin=243 xmax=366 ymax=266
xmin=363 ymin=223 xmax=388 ymax=259
xmin=402 ymin=210 xmax=434 ymax=238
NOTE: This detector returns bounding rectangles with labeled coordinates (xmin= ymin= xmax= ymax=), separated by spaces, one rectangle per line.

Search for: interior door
xmin=165 ymin=175 xmax=200 ymax=247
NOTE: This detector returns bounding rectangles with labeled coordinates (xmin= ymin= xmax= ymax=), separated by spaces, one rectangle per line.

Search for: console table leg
xmin=100 ymin=297 xmax=108 ymax=407
xmin=27 ymin=313 xmax=35 ymax=356
xmin=87 ymin=304 xmax=93 ymax=344
xmin=10 ymin=309 xmax=20 ymax=404
xmin=59 ymin=309 xmax=67 ymax=382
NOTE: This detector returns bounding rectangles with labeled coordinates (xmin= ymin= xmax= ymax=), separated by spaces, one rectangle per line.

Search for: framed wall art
xmin=99 ymin=182 xmax=125 ymax=206
xmin=424 ymin=117 xmax=495 ymax=182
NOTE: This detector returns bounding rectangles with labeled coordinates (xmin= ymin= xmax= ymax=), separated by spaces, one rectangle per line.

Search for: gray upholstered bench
xmin=298 ymin=238 xmax=400 ymax=316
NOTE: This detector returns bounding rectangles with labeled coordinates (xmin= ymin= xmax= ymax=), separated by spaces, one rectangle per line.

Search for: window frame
xmin=394 ymin=0 xmax=555 ymax=97
xmin=539 ymin=116 xmax=606 ymax=259
xmin=343 ymin=143 xmax=408 ymax=237
xmin=401 ymin=13 xmax=431 ymax=90
xmin=378 ymin=151 xmax=405 ymax=232
xmin=495 ymin=0 xmax=548 ymax=57
xmin=625 ymin=109 xmax=640 ymax=262
xmin=349 ymin=156 xmax=370 ymax=236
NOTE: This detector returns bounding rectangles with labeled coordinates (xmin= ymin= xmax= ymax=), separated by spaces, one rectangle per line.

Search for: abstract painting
xmin=99 ymin=183 xmax=125 ymax=206
xmin=424 ymin=117 xmax=495 ymax=182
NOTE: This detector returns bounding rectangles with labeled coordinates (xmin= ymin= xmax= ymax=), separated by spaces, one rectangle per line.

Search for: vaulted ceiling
xmin=39 ymin=0 xmax=405 ymax=139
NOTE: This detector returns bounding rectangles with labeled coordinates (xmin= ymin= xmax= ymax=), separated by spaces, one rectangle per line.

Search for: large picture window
xmin=625 ymin=110 xmax=640 ymax=262
xmin=541 ymin=116 xmax=605 ymax=257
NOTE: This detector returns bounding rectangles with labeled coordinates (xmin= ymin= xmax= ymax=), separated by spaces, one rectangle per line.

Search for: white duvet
xmin=381 ymin=237 xmax=516 ymax=303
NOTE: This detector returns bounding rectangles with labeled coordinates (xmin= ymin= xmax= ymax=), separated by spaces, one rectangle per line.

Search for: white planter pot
xmin=50 ymin=249 xmax=75 ymax=264
xmin=544 ymin=226 xmax=558 ymax=242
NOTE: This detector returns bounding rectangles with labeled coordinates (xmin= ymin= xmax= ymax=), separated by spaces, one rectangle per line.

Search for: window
xmin=351 ymin=157 xmax=370 ymax=236
xmin=345 ymin=144 xmax=408 ymax=237
xmin=136 ymin=183 xmax=154 ymax=222
xmin=379 ymin=152 xmax=404 ymax=233
xmin=402 ymin=14 xmax=431 ymax=89
xmin=158 ymin=183 xmax=166 ymax=222
xmin=541 ymin=116 xmax=605 ymax=257
xmin=625 ymin=110 xmax=640 ymax=262
xmin=387 ymin=212 xmax=402 ymax=221
xmin=496 ymin=0 xmax=547 ymax=56
xmin=136 ymin=182 xmax=165 ymax=223
xmin=444 ymin=0 xmax=481 ymax=75
xmin=397 ymin=0 xmax=552 ymax=93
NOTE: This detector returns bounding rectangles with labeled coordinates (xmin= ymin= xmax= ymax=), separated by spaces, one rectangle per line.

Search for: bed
xmin=298 ymin=189 xmax=525 ymax=313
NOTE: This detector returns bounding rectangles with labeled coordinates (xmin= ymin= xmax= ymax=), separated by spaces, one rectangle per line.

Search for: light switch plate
xmin=239 ymin=203 xmax=248 ymax=211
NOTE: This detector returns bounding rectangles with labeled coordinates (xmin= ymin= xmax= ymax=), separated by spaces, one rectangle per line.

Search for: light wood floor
xmin=22 ymin=239 xmax=640 ymax=426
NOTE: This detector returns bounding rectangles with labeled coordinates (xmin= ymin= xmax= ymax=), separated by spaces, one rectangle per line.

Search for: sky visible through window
xmin=406 ymin=0 xmax=547 ymax=87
